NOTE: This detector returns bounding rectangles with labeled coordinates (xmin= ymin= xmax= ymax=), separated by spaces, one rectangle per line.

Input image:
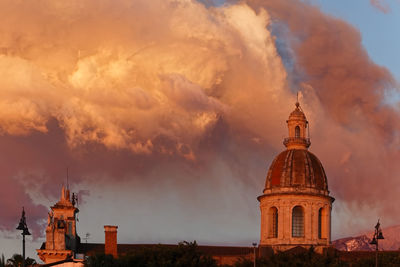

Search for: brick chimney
xmin=104 ymin=225 xmax=118 ymax=258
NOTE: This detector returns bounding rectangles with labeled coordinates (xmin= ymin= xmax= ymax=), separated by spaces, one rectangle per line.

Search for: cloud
xmin=0 ymin=0 xmax=290 ymax=237
xmin=247 ymin=0 xmax=399 ymax=231
xmin=0 ymin=0 xmax=399 ymax=244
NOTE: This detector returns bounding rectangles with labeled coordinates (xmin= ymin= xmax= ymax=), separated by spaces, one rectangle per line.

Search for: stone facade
xmin=259 ymin=193 xmax=332 ymax=252
xmin=258 ymin=101 xmax=334 ymax=253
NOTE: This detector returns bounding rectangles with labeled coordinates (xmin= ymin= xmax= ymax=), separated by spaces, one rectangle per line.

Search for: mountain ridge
xmin=332 ymin=224 xmax=400 ymax=251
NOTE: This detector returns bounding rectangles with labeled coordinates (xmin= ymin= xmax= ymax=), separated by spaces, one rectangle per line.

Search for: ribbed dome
xmin=264 ymin=149 xmax=328 ymax=192
xmin=289 ymin=107 xmax=306 ymax=119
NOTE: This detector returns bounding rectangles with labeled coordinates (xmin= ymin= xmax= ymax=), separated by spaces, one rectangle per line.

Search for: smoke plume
xmin=370 ymin=0 xmax=391 ymax=13
xmin=0 ymin=0 xmax=398 ymax=245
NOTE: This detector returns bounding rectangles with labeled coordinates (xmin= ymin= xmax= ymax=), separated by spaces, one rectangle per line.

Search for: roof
xmin=264 ymin=149 xmax=329 ymax=192
xmin=37 ymin=258 xmax=84 ymax=267
xmin=289 ymin=103 xmax=306 ymax=120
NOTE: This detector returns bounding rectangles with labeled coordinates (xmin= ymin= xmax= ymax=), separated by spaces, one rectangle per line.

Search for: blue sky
xmin=313 ymin=0 xmax=400 ymax=81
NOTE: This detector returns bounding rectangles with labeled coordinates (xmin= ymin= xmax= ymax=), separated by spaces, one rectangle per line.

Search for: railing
xmin=283 ymin=137 xmax=311 ymax=147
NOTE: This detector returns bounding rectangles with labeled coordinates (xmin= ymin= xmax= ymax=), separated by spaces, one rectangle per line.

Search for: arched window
xmin=268 ymin=207 xmax=278 ymax=238
xmin=295 ymin=126 xmax=300 ymax=138
xmin=292 ymin=206 xmax=304 ymax=237
xmin=318 ymin=208 xmax=326 ymax=239
xmin=318 ymin=208 xmax=322 ymax=239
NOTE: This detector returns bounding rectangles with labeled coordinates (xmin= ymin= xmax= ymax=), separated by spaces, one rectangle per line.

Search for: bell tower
xmin=37 ymin=186 xmax=80 ymax=264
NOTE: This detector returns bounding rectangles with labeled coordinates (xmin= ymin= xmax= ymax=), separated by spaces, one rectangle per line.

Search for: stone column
xmin=313 ymin=205 xmax=322 ymax=240
xmin=277 ymin=202 xmax=283 ymax=240
xmin=305 ymin=204 xmax=312 ymax=241
xmin=283 ymin=203 xmax=290 ymax=241
xmin=261 ymin=205 xmax=267 ymax=242
xmin=327 ymin=205 xmax=332 ymax=244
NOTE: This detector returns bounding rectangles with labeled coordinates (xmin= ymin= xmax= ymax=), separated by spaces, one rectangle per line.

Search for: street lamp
xmin=16 ymin=207 xmax=31 ymax=267
xmin=252 ymin=242 xmax=257 ymax=267
xmin=369 ymin=219 xmax=384 ymax=267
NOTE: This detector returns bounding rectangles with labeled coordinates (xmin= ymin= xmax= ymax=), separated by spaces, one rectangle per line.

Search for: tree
xmin=232 ymin=248 xmax=345 ymax=267
xmin=0 ymin=254 xmax=5 ymax=267
xmin=6 ymin=254 xmax=36 ymax=267
xmin=85 ymin=254 xmax=117 ymax=267
xmin=85 ymin=241 xmax=218 ymax=267
xmin=6 ymin=254 xmax=22 ymax=267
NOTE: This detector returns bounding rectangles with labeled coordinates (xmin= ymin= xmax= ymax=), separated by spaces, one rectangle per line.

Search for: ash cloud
xmin=247 ymin=0 xmax=400 ymax=231
xmin=0 ymin=0 xmax=398 ymax=242
xmin=0 ymin=0 xmax=290 ymax=237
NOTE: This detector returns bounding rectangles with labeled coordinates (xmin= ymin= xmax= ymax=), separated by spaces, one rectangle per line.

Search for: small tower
xmin=283 ymin=101 xmax=310 ymax=150
xmin=37 ymin=186 xmax=80 ymax=264
xmin=258 ymin=101 xmax=334 ymax=253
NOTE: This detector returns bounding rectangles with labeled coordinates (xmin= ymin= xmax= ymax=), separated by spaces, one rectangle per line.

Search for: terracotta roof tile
xmin=265 ymin=149 xmax=328 ymax=191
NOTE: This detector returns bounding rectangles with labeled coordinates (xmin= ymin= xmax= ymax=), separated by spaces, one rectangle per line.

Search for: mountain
xmin=333 ymin=225 xmax=400 ymax=251
xmin=332 ymin=235 xmax=375 ymax=251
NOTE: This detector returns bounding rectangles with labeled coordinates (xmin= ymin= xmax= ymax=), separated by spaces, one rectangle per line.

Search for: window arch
xmin=295 ymin=126 xmax=300 ymax=138
xmin=292 ymin=206 xmax=304 ymax=237
xmin=268 ymin=207 xmax=278 ymax=238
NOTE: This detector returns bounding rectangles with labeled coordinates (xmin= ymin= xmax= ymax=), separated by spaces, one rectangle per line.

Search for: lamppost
xmin=369 ymin=219 xmax=384 ymax=267
xmin=16 ymin=207 xmax=31 ymax=267
xmin=252 ymin=242 xmax=257 ymax=267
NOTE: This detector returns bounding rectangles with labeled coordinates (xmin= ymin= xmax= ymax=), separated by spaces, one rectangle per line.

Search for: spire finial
xmin=61 ymin=185 xmax=66 ymax=201
xmin=296 ymin=92 xmax=300 ymax=108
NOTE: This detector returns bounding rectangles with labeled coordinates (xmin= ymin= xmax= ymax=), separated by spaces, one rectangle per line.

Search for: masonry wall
xmin=259 ymin=193 xmax=332 ymax=250
xmin=104 ymin=225 xmax=118 ymax=258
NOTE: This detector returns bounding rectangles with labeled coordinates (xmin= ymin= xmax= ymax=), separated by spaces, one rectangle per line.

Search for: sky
xmin=0 ymin=0 xmax=399 ymax=261
xmin=315 ymin=0 xmax=400 ymax=81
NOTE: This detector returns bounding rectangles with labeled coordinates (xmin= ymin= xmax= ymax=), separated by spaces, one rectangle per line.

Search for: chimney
xmin=104 ymin=225 xmax=118 ymax=258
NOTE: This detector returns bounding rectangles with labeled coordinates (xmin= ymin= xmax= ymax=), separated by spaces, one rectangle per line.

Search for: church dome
xmin=261 ymin=100 xmax=330 ymax=195
xmin=258 ymin=99 xmax=334 ymax=250
xmin=264 ymin=149 xmax=328 ymax=192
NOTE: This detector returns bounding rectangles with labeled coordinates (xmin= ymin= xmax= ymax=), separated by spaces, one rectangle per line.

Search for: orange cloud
xmin=0 ymin=0 xmax=399 ymax=240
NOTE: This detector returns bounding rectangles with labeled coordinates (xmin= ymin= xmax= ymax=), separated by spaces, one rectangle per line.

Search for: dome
xmin=264 ymin=149 xmax=328 ymax=192
xmin=290 ymin=109 xmax=305 ymax=118
xmin=288 ymin=102 xmax=306 ymax=119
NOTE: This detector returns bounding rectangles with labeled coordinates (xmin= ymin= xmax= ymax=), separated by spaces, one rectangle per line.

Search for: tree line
xmin=85 ymin=242 xmax=400 ymax=267
xmin=3 ymin=242 xmax=400 ymax=266
xmin=0 ymin=254 xmax=36 ymax=267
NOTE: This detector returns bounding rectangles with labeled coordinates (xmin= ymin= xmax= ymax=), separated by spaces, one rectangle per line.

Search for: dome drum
xmin=259 ymin=193 xmax=333 ymax=251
